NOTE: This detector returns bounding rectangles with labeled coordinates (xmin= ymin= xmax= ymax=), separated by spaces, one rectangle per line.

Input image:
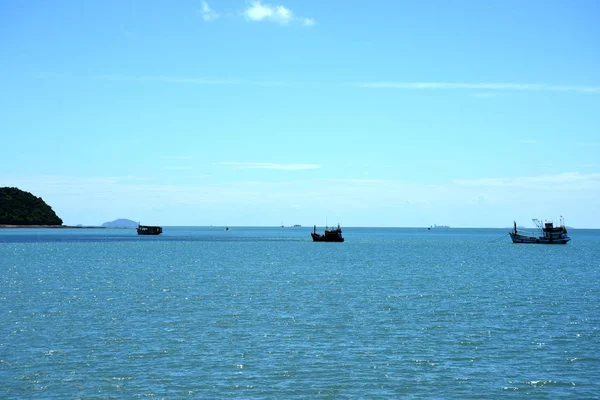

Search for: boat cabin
xmin=542 ymin=222 xmax=567 ymax=240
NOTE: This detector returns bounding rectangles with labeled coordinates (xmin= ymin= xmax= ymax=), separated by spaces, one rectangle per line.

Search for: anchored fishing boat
xmin=509 ymin=217 xmax=570 ymax=244
xmin=137 ymin=224 xmax=163 ymax=235
xmin=311 ymin=224 xmax=344 ymax=242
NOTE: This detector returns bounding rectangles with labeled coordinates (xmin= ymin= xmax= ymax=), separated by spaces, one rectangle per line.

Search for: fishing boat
xmin=509 ymin=217 xmax=570 ymax=244
xmin=137 ymin=224 xmax=163 ymax=235
xmin=311 ymin=224 xmax=344 ymax=242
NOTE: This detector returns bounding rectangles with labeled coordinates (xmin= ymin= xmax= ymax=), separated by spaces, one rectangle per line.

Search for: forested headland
xmin=0 ymin=187 xmax=63 ymax=226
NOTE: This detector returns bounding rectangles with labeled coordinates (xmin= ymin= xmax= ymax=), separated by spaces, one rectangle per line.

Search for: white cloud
xmin=4 ymin=173 xmax=599 ymax=227
xmin=244 ymin=2 xmax=292 ymax=24
xmin=98 ymin=75 xmax=599 ymax=95
xmin=243 ymin=1 xmax=314 ymax=26
xmin=200 ymin=1 xmax=220 ymax=21
xmin=302 ymin=17 xmax=315 ymax=26
xmin=162 ymin=166 xmax=194 ymax=171
xmin=577 ymin=141 xmax=600 ymax=147
xmin=470 ymin=194 xmax=489 ymax=205
xmin=218 ymin=162 xmax=320 ymax=171
xmin=351 ymin=81 xmax=600 ymax=93
xmin=453 ymin=172 xmax=600 ymax=190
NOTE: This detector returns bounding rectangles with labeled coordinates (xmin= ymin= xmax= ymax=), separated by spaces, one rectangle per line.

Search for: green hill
xmin=0 ymin=187 xmax=63 ymax=225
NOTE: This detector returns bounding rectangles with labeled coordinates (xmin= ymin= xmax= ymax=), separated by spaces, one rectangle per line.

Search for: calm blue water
xmin=1 ymin=227 xmax=599 ymax=398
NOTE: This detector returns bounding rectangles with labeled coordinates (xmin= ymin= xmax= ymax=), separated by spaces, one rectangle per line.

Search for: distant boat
xmin=137 ymin=224 xmax=162 ymax=235
xmin=509 ymin=217 xmax=570 ymax=244
xmin=428 ymin=224 xmax=450 ymax=230
xmin=311 ymin=224 xmax=344 ymax=242
xmin=293 ymin=224 xmax=302 ymax=228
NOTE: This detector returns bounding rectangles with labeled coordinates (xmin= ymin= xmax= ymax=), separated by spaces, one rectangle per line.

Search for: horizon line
xmin=4 ymin=224 xmax=590 ymax=230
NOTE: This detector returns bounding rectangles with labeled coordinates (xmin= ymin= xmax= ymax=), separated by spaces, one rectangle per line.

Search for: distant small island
xmin=0 ymin=187 xmax=63 ymax=226
xmin=102 ymin=218 xmax=138 ymax=228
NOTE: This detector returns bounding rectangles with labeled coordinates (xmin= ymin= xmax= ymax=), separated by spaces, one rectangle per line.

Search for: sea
xmin=1 ymin=226 xmax=599 ymax=399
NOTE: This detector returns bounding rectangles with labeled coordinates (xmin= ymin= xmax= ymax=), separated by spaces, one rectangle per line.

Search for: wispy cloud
xmin=162 ymin=166 xmax=194 ymax=171
xmin=96 ymin=75 xmax=599 ymax=95
xmin=244 ymin=1 xmax=291 ymax=24
xmin=97 ymin=74 xmax=292 ymax=87
xmin=453 ymin=172 xmax=600 ymax=190
xmin=301 ymin=17 xmax=315 ymax=27
xmin=576 ymin=141 xmax=600 ymax=147
xmin=243 ymin=1 xmax=315 ymax=26
xmin=351 ymin=82 xmax=600 ymax=93
xmin=218 ymin=162 xmax=320 ymax=170
xmin=5 ymin=172 xmax=599 ymax=227
xmin=200 ymin=1 xmax=220 ymax=21
xmin=160 ymin=155 xmax=193 ymax=160
xmin=104 ymin=75 xmax=237 ymax=85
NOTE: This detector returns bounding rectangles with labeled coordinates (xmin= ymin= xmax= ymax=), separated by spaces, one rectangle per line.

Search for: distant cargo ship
xmin=428 ymin=224 xmax=450 ymax=230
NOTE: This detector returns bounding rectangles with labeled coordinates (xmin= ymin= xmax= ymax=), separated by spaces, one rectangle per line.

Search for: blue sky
xmin=1 ymin=0 xmax=599 ymax=227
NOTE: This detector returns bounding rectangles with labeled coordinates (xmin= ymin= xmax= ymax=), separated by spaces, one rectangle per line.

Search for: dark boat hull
xmin=137 ymin=225 xmax=163 ymax=235
xmin=311 ymin=233 xmax=344 ymax=242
